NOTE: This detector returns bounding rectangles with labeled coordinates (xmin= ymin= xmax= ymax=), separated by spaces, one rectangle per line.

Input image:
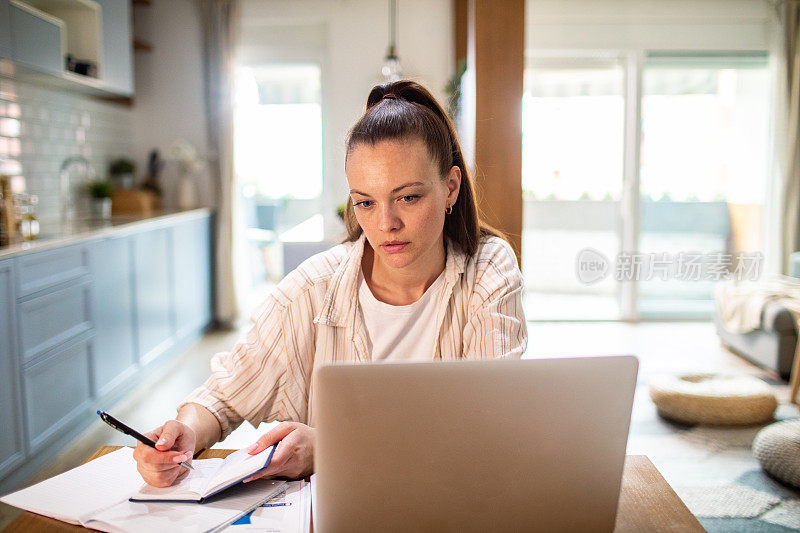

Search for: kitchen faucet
xmin=59 ymin=155 xmax=95 ymax=224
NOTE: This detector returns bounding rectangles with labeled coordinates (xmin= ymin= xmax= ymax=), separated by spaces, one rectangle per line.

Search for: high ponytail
xmin=343 ymin=80 xmax=503 ymax=256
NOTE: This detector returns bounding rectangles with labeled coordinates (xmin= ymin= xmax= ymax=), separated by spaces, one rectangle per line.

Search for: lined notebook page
xmin=0 ymin=447 xmax=143 ymax=524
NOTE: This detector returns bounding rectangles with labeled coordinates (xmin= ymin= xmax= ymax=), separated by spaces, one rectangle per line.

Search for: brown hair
xmin=343 ymin=80 xmax=502 ymax=256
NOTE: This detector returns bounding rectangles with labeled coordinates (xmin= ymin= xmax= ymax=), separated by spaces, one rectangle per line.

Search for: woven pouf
xmin=649 ymin=374 xmax=777 ymax=425
xmin=753 ymin=419 xmax=800 ymax=488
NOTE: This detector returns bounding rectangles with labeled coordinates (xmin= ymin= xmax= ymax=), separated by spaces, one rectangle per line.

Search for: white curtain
xmin=197 ymin=0 xmax=240 ymax=326
xmin=781 ymin=1 xmax=800 ymax=275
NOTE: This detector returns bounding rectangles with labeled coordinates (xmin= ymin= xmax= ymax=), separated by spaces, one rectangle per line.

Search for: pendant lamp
xmin=381 ymin=0 xmax=402 ymax=82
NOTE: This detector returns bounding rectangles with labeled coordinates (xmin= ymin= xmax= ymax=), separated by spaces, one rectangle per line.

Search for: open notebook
xmin=0 ymin=447 xmax=284 ymax=533
xmin=130 ymin=445 xmax=277 ymax=502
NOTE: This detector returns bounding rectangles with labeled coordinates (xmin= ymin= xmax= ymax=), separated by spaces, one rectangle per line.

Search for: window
xmin=638 ymin=53 xmax=770 ymax=317
xmin=521 ymin=52 xmax=772 ymax=320
xmin=521 ymin=57 xmax=625 ymax=320
xmin=233 ymin=64 xmax=325 ymax=296
xmin=234 ymin=65 xmax=322 ymax=199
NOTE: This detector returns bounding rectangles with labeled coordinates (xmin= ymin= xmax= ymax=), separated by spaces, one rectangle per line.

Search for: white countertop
xmin=0 ymin=208 xmax=213 ymax=260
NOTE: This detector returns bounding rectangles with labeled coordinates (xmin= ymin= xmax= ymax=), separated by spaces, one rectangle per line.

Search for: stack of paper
xmin=0 ymin=447 xmax=285 ymax=533
xmin=223 ymin=481 xmax=311 ymax=533
xmin=87 ymin=480 xmax=285 ymax=533
xmin=0 ymin=447 xmax=144 ymax=526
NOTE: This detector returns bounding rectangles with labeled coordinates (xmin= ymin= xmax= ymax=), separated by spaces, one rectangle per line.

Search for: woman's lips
xmin=381 ymin=242 xmax=409 ymax=253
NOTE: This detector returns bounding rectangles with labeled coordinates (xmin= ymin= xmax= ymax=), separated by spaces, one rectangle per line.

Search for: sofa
xmin=714 ymin=253 xmax=800 ymax=380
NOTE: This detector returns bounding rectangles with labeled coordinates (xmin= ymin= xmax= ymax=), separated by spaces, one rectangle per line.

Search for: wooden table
xmin=5 ymin=449 xmax=704 ymax=532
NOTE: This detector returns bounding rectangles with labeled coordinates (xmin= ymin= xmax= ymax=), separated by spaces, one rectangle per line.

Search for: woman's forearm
xmin=176 ymin=403 xmax=222 ymax=453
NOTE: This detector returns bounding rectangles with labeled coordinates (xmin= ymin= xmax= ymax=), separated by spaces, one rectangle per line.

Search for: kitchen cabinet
xmin=8 ymin=0 xmax=63 ymax=76
xmin=95 ymin=0 xmax=133 ymax=96
xmin=0 ymin=0 xmax=12 ymax=60
xmin=173 ymin=215 xmax=212 ymax=339
xmin=17 ymin=279 xmax=92 ymax=364
xmin=15 ymin=244 xmax=94 ymax=454
xmin=16 ymin=242 xmax=90 ymax=297
xmin=0 ymin=210 xmax=213 ymax=493
xmin=15 ymin=244 xmax=92 ymax=365
xmin=133 ymin=227 xmax=174 ymax=365
xmin=0 ymin=258 xmax=25 ymax=480
xmin=23 ymin=335 xmax=93 ymax=454
xmin=90 ymin=235 xmax=137 ymax=397
xmin=3 ymin=0 xmax=134 ymax=97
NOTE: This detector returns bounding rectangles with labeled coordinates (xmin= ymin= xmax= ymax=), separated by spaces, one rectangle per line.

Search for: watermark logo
xmin=574 ymin=250 xmax=763 ymax=283
xmin=576 ymin=248 xmax=610 ymax=284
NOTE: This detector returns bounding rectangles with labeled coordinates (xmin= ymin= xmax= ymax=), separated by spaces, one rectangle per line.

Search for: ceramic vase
xmin=178 ymin=171 xmax=196 ymax=210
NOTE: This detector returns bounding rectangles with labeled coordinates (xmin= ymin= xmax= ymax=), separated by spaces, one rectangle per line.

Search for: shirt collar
xmin=314 ymin=233 xmax=467 ymax=329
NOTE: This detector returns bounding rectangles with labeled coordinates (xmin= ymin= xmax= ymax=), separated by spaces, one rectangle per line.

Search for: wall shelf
xmin=21 ymin=0 xmax=102 ymax=80
xmin=133 ymin=38 xmax=152 ymax=52
xmin=131 ymin=0 xmax=152 ymax=54
xmin=1 ymin=0 xmax=134 ymax=98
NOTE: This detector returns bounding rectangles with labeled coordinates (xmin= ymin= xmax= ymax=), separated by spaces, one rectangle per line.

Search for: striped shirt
xmin=180 ymin=233 xmax=527 ymax=438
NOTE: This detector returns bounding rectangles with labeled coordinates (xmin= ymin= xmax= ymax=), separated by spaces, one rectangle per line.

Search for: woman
xmin=133 ymin=80 xmax=527 ymax=487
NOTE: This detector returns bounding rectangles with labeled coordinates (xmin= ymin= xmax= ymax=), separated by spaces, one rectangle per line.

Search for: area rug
xmin=628 ymin=378 xmax=800 ymax=532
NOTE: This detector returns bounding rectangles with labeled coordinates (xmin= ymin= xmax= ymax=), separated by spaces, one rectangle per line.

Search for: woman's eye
xmin=354 ymin=200 xmax=373 ymax=208
xmin=400 ymin=195 xmax=419 ymax=203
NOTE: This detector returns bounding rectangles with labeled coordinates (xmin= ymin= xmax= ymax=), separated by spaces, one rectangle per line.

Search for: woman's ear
xmin=446 ymin=165 xmax=461 ymax=206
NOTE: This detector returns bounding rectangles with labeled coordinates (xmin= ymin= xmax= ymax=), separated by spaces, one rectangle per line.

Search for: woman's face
xmin=346 ymin=138 xmax=460 ymax=276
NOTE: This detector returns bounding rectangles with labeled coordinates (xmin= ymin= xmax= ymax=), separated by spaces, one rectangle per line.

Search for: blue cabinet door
xmin=133 ymin=227 xmax=174 ymax=364
xmin=23 ymin=336 xmax=93 ymax=454
xmin=173 ymin=215 xmax=212 ymax=338
xmin=16 ymin=243 xmax=90 ymax=297
xmin=9 ymin=1 xmax=63 ymax=76
xmin=95 ymin=0 xmax=133 ymax=96
xmin=90 ymin=236 xmax=137 ymax=397
xmin=0 ymin=259 xmax=25 ymax=478
xmin=17 ymin=281 xmax=92 ymax=364
xmin=0 ymin=0 xmax=11 ymax=60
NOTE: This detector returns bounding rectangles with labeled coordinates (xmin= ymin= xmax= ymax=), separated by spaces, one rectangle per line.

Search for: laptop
xmin=313 ymin=356 xmax=638 ymax=533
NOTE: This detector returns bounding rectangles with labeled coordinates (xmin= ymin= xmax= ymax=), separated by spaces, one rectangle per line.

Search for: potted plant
xmin=108 ymin=158 xmax=136 ymax=189
xmin=86 ymin=180 xmax=114 ymax=219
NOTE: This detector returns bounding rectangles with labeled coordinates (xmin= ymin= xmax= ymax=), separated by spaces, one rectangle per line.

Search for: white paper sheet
xmin=1 ymin=446 xmax=284 ymax=533
xmin=0 ymin=447 xmax=143 ymax=524
xmin=221 ymin=481 xmax=311 ymax=533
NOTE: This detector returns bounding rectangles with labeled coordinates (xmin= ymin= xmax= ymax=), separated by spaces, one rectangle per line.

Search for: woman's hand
xmin=132 ymin=420 xmax=197 ymax=487
xmin=243 ymin=422 xmax=315 ymax=481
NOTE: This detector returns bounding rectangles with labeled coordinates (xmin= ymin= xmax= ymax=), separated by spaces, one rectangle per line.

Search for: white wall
xmin=527 ymin=0 xmax=775 ymax=51
xmin=130 ymin=0 xmax=454 ymax=233
xmin=130 ymin=0 xmax=211 ymax=208
xmin=239 ymin=0 xmax=454 ymax=239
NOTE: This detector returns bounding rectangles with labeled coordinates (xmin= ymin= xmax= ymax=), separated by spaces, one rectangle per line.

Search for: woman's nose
xmin=377 ymin=204 xmax=402 ymax=232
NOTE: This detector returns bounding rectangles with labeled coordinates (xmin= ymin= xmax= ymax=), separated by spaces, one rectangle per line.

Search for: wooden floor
xmin=0 ymin=320 xmax=792 ymax=529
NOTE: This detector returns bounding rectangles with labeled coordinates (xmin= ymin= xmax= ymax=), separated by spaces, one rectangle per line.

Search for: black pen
xmin=97 ymin=410 xmax=194 ymax=470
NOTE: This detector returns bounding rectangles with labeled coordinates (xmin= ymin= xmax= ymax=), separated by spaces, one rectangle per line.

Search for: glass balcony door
xmin=521 ymin=56 xmax=626 ymax=320
xmin=521 ymin=52 xmax=771 ymax=320
xmin=637 ymin=53 xmax=770 ymax=318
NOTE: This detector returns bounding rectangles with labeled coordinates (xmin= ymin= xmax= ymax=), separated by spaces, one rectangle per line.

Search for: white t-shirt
xmin=357 ymin=269 xmax=446 ymax=361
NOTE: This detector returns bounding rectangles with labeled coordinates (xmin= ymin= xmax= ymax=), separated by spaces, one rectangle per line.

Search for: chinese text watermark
xmin=575 ymin=248 xmax=762 ymax=284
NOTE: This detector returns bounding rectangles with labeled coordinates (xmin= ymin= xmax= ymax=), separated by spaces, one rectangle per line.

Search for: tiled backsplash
xmin=0 ymin=78 xmax=133 ymax=224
